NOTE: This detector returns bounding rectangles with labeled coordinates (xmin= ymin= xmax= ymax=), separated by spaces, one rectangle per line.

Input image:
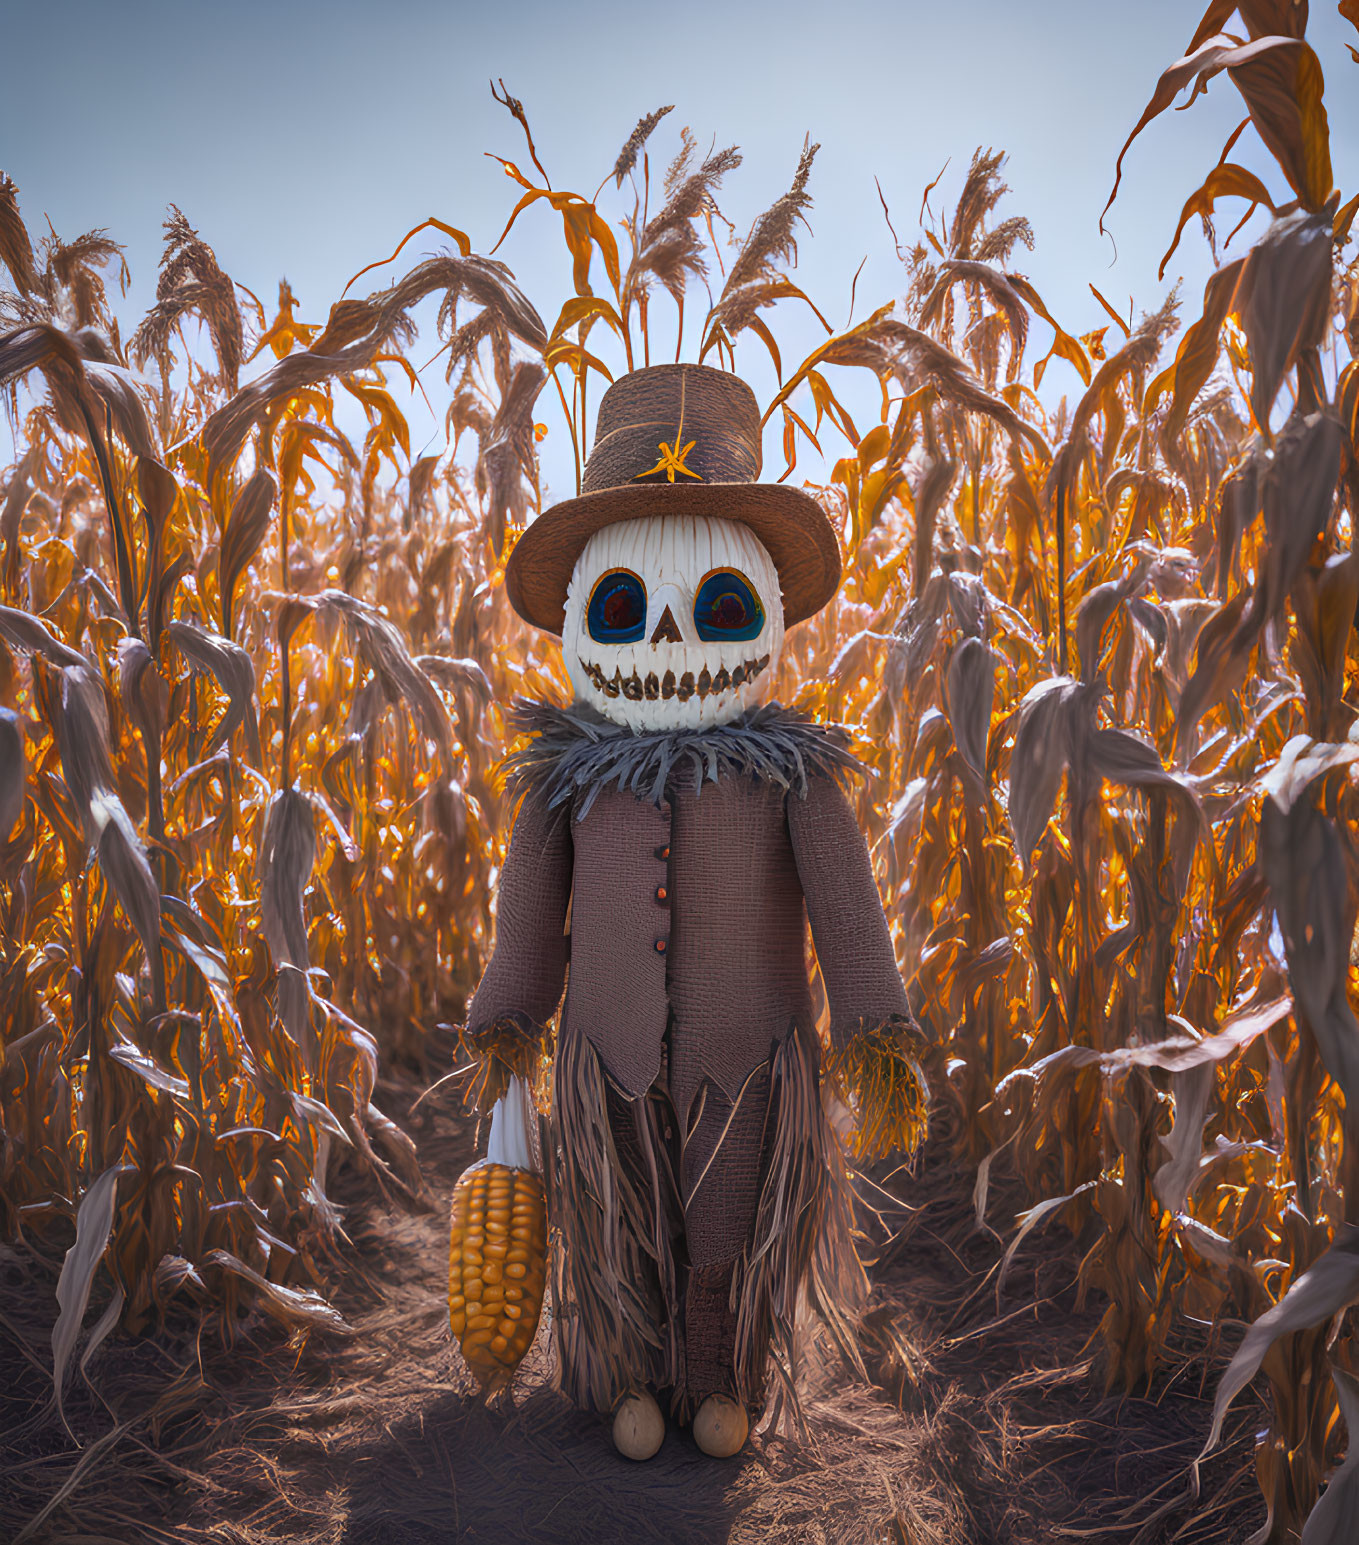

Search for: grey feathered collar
xmin=501 ymin=698 xmax=868 ymax=819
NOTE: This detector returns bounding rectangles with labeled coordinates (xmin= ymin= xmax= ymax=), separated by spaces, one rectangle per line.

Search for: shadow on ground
xmin=339 ymin=1385 xmax=743 ymax=1545
xmin=0 ymin=1060 xmax=1266 ymax=1545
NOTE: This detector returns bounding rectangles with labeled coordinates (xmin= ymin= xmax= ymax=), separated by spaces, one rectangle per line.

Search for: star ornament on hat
xmin=504 ymin=362 xmax=843 ymax=732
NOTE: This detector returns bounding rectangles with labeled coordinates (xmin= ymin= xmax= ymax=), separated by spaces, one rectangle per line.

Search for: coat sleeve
xmin=462 ymin=787 xmax=573 ymax=1109
xmin=786 ymin=773 xmax=908 ymax=1050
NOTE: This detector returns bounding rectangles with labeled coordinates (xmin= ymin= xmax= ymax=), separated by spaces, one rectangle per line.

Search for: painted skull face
xmin=562 ymin=514 xmax=786 ymax=731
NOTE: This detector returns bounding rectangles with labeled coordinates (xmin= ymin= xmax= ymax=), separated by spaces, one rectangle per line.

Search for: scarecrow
xmin=452 ymin=362 xmax=928 ymax=1459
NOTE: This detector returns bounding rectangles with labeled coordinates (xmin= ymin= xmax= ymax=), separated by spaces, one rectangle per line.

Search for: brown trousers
xmin=548 ymin=1015 xmax=858 ymax=1431
xmin=600 ymin=1040 xmax=773 ymax=1414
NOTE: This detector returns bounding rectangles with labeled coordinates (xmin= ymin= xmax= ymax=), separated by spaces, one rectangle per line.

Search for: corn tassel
xmin=449 ymin=1074 xmax=548 ymax=1390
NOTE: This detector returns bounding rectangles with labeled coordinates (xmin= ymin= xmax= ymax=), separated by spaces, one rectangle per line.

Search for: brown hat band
xmin=582 ymin=421 xmax=761 ymax=491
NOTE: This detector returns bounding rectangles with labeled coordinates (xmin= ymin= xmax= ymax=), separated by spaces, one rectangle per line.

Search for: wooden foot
xmin=612 ymin=1391 xmax=665 ymax=1460
xmin=692 ymin=1394 xmax=748 ymax=1458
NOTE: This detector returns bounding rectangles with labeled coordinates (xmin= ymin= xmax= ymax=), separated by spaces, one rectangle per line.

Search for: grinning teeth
xmin=579 ymin=653 xmax=772 ymax=704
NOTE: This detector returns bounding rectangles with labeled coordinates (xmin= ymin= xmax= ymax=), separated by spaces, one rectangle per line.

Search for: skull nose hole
xmin=649 ymin=605 xmax=683 ymax=644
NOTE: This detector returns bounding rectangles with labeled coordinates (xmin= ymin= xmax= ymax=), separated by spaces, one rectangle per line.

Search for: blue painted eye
xmin=694 ymin=570 xmax=764 ymax=642
xmin=587 ymin=570 xmax=647 ymax=644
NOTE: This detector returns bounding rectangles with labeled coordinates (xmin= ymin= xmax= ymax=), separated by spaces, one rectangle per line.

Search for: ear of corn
xmin=449 ymin=1076 xmax=548 ymax=1390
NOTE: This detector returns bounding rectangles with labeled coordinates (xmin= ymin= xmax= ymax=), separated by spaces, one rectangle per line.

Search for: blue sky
xmin=2 ymin=0 xmax=1356 ymax=497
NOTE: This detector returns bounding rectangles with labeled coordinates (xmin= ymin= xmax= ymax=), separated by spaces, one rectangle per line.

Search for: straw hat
xmin=504 ymin=363 xmax=842 ymax=636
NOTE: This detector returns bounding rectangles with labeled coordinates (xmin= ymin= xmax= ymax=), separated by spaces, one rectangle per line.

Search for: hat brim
xmin=504 ymin=481 xmax=843 ymax=636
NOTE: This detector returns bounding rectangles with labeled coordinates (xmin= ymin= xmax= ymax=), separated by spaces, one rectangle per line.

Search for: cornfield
xmin=1 ymin=1 xmax=1358 ymax=1539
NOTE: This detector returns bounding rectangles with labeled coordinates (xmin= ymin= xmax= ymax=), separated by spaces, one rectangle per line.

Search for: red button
xmin=654 ymin=939 xmax=667 ymax=953
xmin=656 ymin=885 xmax=667 ymax=902
xmin=657 ymin=845 xmax=670 ymax=860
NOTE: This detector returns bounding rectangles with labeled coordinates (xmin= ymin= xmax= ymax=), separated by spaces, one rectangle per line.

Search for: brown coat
xmin=467 ymin=766 xmax=907 ymax=1123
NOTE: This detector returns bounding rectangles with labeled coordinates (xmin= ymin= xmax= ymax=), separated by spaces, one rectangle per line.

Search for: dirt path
xmin=1 ymin=1066 xmax=1266 ymax=1545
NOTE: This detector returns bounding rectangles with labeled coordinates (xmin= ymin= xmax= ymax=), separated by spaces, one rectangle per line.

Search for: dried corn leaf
xmin=1158 ymin=258 xmax=1247 ymax=449
xmin=52 ymin=1163 xmax=131 ymax=1438
xmin=77 ymin=1280 xmax=125 ymax=1385
xmin=1153 ymin=1062 xmax=1215 ymax=1214
xmin=999 ymin=1181 xmax=1098 ymax=1297
xmin=1158 ymin=166 xmax=1274 ymax=280
xmin=204 ymin=253 xmax=544 ymax=477
xmin=1 ymin=448 xmax=36 ymax=588
xmin=1260 ymin=747 xmax=1359 ymax=1106
xmin=316 ymin=591 xmax=456 ymax=773
xmin=291 ymin=1089 xmax=351 ymax=1146
xmin=116 ymin=636 xmax=162 ymax=746
xmin=162 ymin=923 xmax=243 ymax=1041
xmin=203 ymin=1249 xmax=353 ymax=1336
xmin=414 ymin=653 xmax=493 ymax=702
xmin=1229 ymin=35 xmax=1333 ymax=209
xmin=1301 ymin=1367 xmax=1359 ymax=1544
xmin=273 ymin=966 xmax=316 ymax=1076
xmin=1257 ymin=409 xmax=1343 ymax=623
xmin=945 ymin=637 xmax=995 ymax=782
xmin=1291 ymin=552 xmax=1359 ymax=732
xmin=54 ymin=664 xmax=116 ymax=843
xmin=999 ymin=996 xmax=1294 ymax=1092
xmin=1089 ymin=727 xmax=1199 ymax=806
xmin=0 ymin=704 xmax=23 ymax=836
xmin=475 ymin=359 xmax=546 ymax=554
xmin=1104 ymin=32 xmax=1328 ymax=229
xmin=922 ymin=259 xmax=1030 ymax=382
xmin=79 ymin=347 xmax=156 ymax=460
xmin=1174 ymin=590 xmax=1255 ymax=756
xmin=258 ymin=787 xmax=315 ymax=970
xmin=1201 ymin=1226 xmax=1359 ymax=1458
xmin=1074 ymin=561 xmax=1150 ymax=683
xmin=152 ymin=1254 xmax=205 ymax=1309
xmin=90 ymin=787 xmax=163 ymax=1003
xmin=1237 ymin=209 xmax=1334 ymax=435
xmin=165 ymin=619 xmax=262 ymax=764
xmin=219 ymin=469 xmax=276 ymax=640
xmin=108 ymin=1038 xmax=190 ymax=1100
xmin=1007 ymin=678 xmax=1076 ymax=866
xmin=0 ymin=602 xmax=90 ymax=670
xmin=912 ymin=455 xmax=958 ymax=598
